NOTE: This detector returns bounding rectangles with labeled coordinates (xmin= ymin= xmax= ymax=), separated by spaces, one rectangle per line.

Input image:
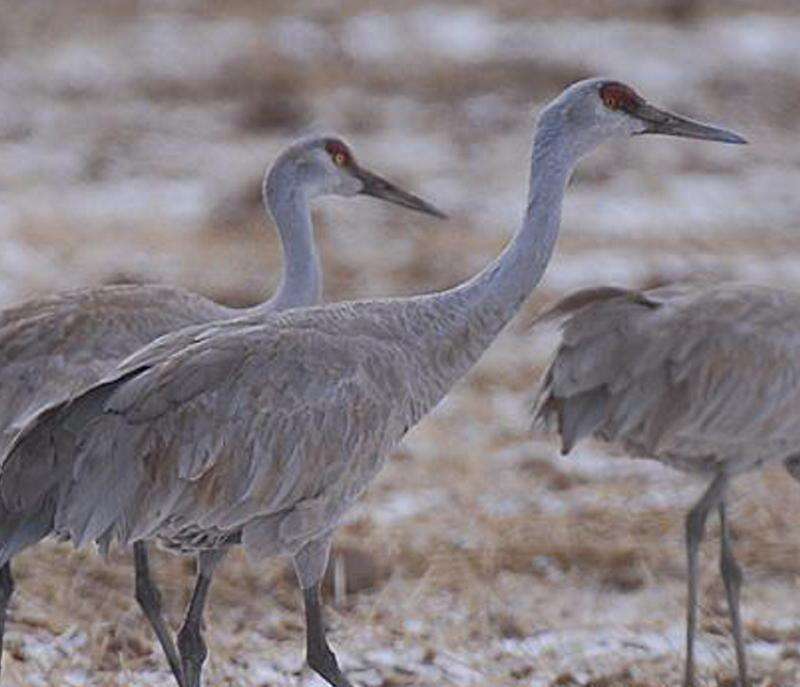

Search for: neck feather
xmin=247 ymin=166 xmax=323 ymax=316
xmin=412 ymin=120 xmax=576 ymax=393
xmin=437 ymin=121 xmax=574 ymax=334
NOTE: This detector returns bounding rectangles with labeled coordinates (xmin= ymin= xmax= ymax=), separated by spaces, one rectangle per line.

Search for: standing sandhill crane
xmin=0 ymin=79 xmax=744 ymax=687
xmin=527 ymin=281 xmax=800 ymax=687
xmin=0 ymin=135 xmax=443 ymax=687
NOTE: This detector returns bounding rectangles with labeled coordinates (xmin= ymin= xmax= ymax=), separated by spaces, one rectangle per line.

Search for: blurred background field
xmin=2 ymin=0 xmax=800 ymax=685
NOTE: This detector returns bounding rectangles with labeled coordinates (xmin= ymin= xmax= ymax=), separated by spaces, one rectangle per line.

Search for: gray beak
xmin=633 ymin=102 xmax=747 ymax=144
xmin=353 ymin=166 xmax=447 ymax=219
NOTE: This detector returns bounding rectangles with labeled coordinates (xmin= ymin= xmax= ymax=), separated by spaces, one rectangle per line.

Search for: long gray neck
xmin=421 ymin=116 xmax=577 ymax=383
xmin=245 ymin=164 xmax=323 ymax=316
xmin=454 ymin=121 xmax=572 ymax=318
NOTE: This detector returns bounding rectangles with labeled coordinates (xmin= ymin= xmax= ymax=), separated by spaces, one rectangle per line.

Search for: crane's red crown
xmin=599 ymin=82 xmax=644 ymax=113
xmin=325 ymin=139 xmax=353 ymax=167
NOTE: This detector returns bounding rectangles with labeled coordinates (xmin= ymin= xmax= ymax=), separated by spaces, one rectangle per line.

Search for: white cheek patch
xmin=337 ymin=173 xmax=362 ymax=197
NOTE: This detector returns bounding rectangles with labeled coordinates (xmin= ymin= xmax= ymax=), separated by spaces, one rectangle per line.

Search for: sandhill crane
xmin=0 ymin=79 xmax=744 ymax=687
xmin=527 ymin=281 xmax=800 ymax=687
xmin=0 ymin=134 xmax=443 ymax=686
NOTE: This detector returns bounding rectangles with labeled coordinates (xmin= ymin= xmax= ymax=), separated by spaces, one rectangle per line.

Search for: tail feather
xmin=0 ymin=499 xmax=55 ymax=567
xmin=530 ymin=287 xmax=661 ymax=455
xmin=785 ymin=455 xmax=800 ymax=484
xmin=532 ymin=384 xmax=608 ymax=455
xmin=0 ymin=380 xmax=120 ymax=515
xmin=54 ymin=414 xmax=142 ymax=547
xmin=0 ymin=373 xmax=143 ymax=559
xmin=558 ymin=387 xmax=608 ymax=454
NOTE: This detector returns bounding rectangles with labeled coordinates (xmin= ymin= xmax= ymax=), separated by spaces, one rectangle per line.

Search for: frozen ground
xmin=1 ymin=0 xmax=800 ymax=685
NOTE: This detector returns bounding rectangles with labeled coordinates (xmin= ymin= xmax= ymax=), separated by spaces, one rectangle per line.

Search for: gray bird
xmin=0 ymin=135 xmax=443 ymax=687
xmin=528 ymin=281 xmax=800 ymax=687
xmin=0 ymin=79 xmax=744 ymax=687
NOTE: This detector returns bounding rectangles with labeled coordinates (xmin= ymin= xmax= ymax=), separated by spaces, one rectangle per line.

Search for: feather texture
xmin=533 ymin=283 xmax=800 ymax=474
xmin=4 ymin=297 xmax=486 ymax=559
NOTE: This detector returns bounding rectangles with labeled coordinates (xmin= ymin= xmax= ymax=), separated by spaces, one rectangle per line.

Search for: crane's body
xmin=531 ymin=282 xmax=793 ymax=687
xmin=0 ymin=79 xmax=743 ymax=687
xmin=13 ymin=293 xmax=500 ymax=561
xmin=534 ymin=282 xmax=800 ymax=475
xmin=0 ymin=135 xmax=443 ymax=687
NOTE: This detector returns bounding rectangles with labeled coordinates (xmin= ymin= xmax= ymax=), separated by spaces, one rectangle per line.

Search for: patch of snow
xmin=2 ymin=179 xmax=208 ymax=232
xmin=351 ymin=489 xmax=448 ymax=525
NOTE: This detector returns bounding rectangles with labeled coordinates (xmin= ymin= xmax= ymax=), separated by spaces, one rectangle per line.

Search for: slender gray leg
xmin=684 ymin=473 xmax=728 ymax=687
xmin=719 ymin=501 xmax=748 ymax=687
xmin=303 ymin=584 xmax=354 ymax=687
xmin=134 ymin=542 xmax=185 ymax=687
xmin=177 ymin=549 xmax=226 ymax=687
xmin=292 ymin=537 xmax=352 ymax=687
xmin=0 ymin=562 xmax=14 ymax=681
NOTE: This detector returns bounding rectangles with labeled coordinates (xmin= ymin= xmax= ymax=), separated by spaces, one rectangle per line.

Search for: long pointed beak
xmin=633 ymin=102 xmax=747 ymax=144
xmin=353 ymin=166 xmax=447 ymax=219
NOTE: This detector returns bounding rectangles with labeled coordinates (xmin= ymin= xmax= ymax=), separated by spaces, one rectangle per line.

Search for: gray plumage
xmin=24 ymin=301 xmax=467 ymax=554
xmin=531 ymin=282 xmax=800 ymax=687
xmin=0 ymin=287 xmax=223 ymax=443
xmin=0 ymin=134 xmax=444 ymax=687
xmin=534 ymin=283 xmax=800 ymax=472
xmin=0 ymin=286 xmax=224 ymax=576
xmin=1 ymin=78 xmax=744 ymax=687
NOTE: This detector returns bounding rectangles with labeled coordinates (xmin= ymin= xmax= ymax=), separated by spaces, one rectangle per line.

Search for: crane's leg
xmin=302 ymin=584 xmax=353 ymax=687
xmin=134 ymin=542 xmax=186 ymax=687
xmin=293 ymin=537 xmax=353 ymax=687
xmin=719 ymin=501 xmax=748 ymax=687
xmin=684 ymin=472 xmax=728 ymax=687
xmin=177 ymin=549 xmax=226 ymax=687
xmin=0 ymin=562 xmax=14 ymax=681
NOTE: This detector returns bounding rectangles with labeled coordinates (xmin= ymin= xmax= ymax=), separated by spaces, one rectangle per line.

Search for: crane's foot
xmin=308 ymin=640 xmax=354 ymax=687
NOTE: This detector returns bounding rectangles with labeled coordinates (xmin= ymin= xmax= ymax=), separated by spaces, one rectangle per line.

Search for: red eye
xmin=599 ymin=82 xmax=641 ymax=112
xmin=325 ymin=140 xmax=351 ymax=167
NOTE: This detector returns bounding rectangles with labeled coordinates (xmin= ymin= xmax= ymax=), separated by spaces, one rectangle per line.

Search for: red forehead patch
xmin=324 ymin=139 xmax=352 ymax=164
xmin=599 ymin=82 xmax=643 ymax=113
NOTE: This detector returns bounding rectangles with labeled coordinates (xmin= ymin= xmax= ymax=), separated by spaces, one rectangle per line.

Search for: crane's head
xmin=540 ymin=78 xmax=746 ymax=159
xmin=268 ymin=135 xmax=446 ymax=219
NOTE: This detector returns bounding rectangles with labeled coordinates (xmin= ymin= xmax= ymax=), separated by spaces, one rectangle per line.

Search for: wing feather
xmin=3 ymin=313 xmax=403 ymax=553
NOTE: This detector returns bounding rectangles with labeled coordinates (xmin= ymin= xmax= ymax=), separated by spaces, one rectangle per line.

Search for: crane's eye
xmin=325 ymin=140 xmax=352 ymax=167
xmin=603 ymin=91 xmax=620 ymax=109
xmin=599 ymin=82 xmax=641 ymax=112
